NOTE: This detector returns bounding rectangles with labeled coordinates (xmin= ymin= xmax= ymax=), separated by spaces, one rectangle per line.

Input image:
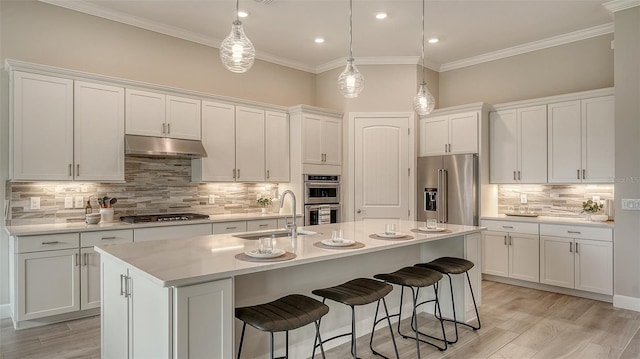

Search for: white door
xmin=101 ymin=259 xmax=129 ymax=359
xmin=448 ymin=112 xmax=478 ymax=154
xmin=481 ymin=231 xmax=509 ymax=277
xmin=302 ymin=115 xmax=324 ymax=164
xmin=235 ymin=106 xmax=265 ymax=182
xmin=548 ymin=101 xmax=582 ymax=183
xmin=540 ymin=236 xmax=575 ymax=289
xmin=420 ymin=115 xmax=448 ymax=156
xmin=489 ymin=110 xmax=518 ymax=183
xmin=194 ymin=101 xmax=235 ymax=182
xmin=165 ymin=95 xmax=201 ymax=140
xmin=509 ymin=233 xmax=540 ymax=282
xmin=323 ymin=117 xmax=342 ymax=166
xmin=582 ymin=96 xmax=615 ymax=183
xmin=265 ymin=111 xmax=290 ymax=181
xmin=354 ymin=116 xmax=410 ymax=220
xmin=12 ymin=71 xmax=74 ymax=181
xmin=81 ymin=247 xmax=101 ymax=310
xmin=125 ymin=89 xmax=166 ymax=137
xmin=575 ymin=239 xmax=613 ymax=295
xmin=517 ymin=105 xmax=547 ymax=183
xmin=74 ymin=81 xmax=125 ymax=181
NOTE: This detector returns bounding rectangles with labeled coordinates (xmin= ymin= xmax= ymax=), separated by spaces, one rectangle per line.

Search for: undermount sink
xmin=233 ymin=229 xmax=318 ymax=240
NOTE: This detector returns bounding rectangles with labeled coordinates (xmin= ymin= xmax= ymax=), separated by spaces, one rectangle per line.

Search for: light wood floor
xmin=2 ymin=281 xmax=640 ymax=359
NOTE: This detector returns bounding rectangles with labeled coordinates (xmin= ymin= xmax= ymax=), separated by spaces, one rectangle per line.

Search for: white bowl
xmin=591 ymin=214 xmax=609 ymax=222
xmin=86 ymin=213 xmax=101 ymax=224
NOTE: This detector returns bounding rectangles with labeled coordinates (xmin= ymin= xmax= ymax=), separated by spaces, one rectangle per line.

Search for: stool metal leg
xmin=396 ymin=286 xmax=447 ymax=352
xmin=466 ymin=271 xmax=482 ymax=331
xmin=314 ymin=320 xmax=327 ymax=359
xmin=369 ymin=298 xmax=399 ymax=359
xmin=351 ymin=305 xmax=358 ymax=359
xmin=270 ymin=332 xmax=275 ymax=359
xmin=433 ymin=272 xmax=481 ymax=344
xmin=237 ymin=322 xmax=247 ymax=359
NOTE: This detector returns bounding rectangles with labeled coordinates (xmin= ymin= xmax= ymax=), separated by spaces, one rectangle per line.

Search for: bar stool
xmin=415 ymin=257 xmax=481 ymax=344
xmin=373 ymin=266 xmax=447 ymax=359
xmin=235 ymin=294 xmax=330 ymax=359
xmin=311 ymin=278 xmax=399 ymax=359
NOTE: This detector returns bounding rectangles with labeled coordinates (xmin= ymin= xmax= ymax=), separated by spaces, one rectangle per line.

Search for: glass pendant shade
xmin=413 ymin=83 xmax=436 ymax=115
xmin=220 ymin=20 xmax=255 ymax=73
xmin=338 ymin=58 xmax=364 ymax=98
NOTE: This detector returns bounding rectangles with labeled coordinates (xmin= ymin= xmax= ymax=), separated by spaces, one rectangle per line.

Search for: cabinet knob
xmin=356 ymin=209 xmax=362 ymax=214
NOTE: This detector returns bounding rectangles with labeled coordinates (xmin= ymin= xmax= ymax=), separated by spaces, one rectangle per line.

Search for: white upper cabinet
xmin=125 ymin=89 xmax=201 ymax=140
xmin=74 ymin=81 xmax=125 ymax=181
xmin=12 ymin=71 xmax=74 ymax=181
xmin=265 ymin=111 xmax=290 ymax=182
xmin=193 ymin=101 xmax=236 ymax=182
xmin=302 ymin=114 xmax=342 ymax=166
xmin=490 ymin=105 xmax=547 ymax=183
xmin=548 ymin=96 xmax=614 ymax=183
xmin=235 ymin=106 xmax=266 ymax=182
xmin=419 ymin=112 xmax=478 ymax=156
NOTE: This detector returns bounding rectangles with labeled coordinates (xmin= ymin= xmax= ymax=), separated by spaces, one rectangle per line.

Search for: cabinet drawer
xmin=213 ymin=221 xmax=247 ymax=234
xmin=134 ymin=224 xmax=212 ymax=242
xmin=81 ymin=229 xmax=133 ymax=247
xmin=277 ymin=216 xmax=302 ymax=229
xmin=247 ymin=219 xmax=278 ymax=232
xmin=16 ymin=233 xmax=79 ymax=253
xmin=540 ymin=224 xmax=612 ymax=241
xmin=481 ymin=220 xmax=538 ymax=235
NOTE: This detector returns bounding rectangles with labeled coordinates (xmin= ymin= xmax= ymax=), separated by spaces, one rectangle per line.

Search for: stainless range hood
xmin=125 ymin=135 xmax=207 ymax=158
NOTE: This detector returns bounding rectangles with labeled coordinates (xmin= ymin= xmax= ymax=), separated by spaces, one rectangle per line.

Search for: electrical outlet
xmin=64 ymin=197 xmax=73 ymax=209
xmin=208 ymin=195 xmax=215 ymax=204
xmin=520 ymin=194 xmax=527 ymax=204
xmin=30 ymin=197 xmax=40 ymax=210
xmin=622 ymin=199 xmax=640 ymax=210
xmin=74 ymin=196 xmax=84 ymax=208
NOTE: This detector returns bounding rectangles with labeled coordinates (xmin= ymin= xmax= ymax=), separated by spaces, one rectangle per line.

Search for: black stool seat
xmin=416 ymin=257 xmax=474 ymax=274
xmin=235 ymin=294 xmax=329 ymax=333
xmin=312 ymin=278 xmax=392 ymax=306
xmin=374 ymin=266 xmax=442 ymax=287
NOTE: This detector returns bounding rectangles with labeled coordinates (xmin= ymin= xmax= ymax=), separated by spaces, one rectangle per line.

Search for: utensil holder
xmin=100 ymin=208 xmax=114 ymax=222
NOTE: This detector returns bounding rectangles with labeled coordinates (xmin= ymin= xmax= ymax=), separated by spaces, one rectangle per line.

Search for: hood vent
xmin=125 ymin=135 xmax=207 ymax=159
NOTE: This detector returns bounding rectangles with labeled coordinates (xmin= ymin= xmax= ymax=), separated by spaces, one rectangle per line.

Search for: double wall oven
xmin=303 ymin=175 xmax=341 ymax=226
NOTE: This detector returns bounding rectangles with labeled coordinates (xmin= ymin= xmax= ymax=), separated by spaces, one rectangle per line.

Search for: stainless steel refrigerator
xmin=417 ymin=154 xmax=478 ymax=226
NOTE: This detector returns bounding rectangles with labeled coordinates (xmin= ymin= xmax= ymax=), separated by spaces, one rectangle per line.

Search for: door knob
xmin=356 ymin=209 xmax=362 ymax=214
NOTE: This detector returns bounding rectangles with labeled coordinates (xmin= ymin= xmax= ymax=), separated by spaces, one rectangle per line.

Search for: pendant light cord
xmin=421 ymin=0 xmax=425 ymax=84
xmin=236 ymin=0 xmax=240 ymax=21
xmin=349 ymin=0 xmax=353 ymax=59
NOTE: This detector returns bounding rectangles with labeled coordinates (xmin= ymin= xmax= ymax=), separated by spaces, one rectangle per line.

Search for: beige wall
xmin=613 ymin=6 xmax=640 ymax=304
xmin=439 ymin=34 xmax=614 ymax=107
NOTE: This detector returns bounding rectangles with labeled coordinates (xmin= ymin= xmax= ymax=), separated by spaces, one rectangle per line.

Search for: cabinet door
xmin=517 ymin=105 xmax=547 ymax=183
xmin=12 ymin=71 xmax=74 ymax=180
xmin=481 ymin=231 xmax=509 ymax=277
xmin=125 ymin=89 xmax=165 ymax=137
xmin=548 ymin=101 xmax=582 ymax=183
xmin=101 ymin=258 xmax=129 ymax=359
xmin=509 ymin=233 xmax=540 ymax=282
xmin=81 ymin=247 xmax=101 ymax=310
xmin=302 ymin=115 xmax=325 ymax=164
xmin=540 ymin=236 xmax=574 ymax=289
xmin=575 ymin=239 xmax=612 ymax=295
xmin=323 ymin=116 xmax=342 ymax=165
xmin=448 ymin=112 xmax=478 ymax=154
xmin=235 ymin=106 xmax=265 ymax=182
xmin=193 ymin=101 xmax=235 ymax=181
xmin=582 ymin=96 xmax=614 ymax=183
xmin=489 ymin=110 xmax=518 ymax=183
xmin=212 ymin=221 xmax=247 ymax=234
xmin=17 ymin=249 xmax=80 ymax=320
xmin=265 ymin=111 xmax=290 ymax=181
xmin=420 ymin=115 xmax=448 ymax=156
xmin=166 ymin=95 xmax=201 ymax=140
xmin=247 ymin=219 xmax=279 ymax=232
xmin=74 ymin=81 xmax=125 ymax=181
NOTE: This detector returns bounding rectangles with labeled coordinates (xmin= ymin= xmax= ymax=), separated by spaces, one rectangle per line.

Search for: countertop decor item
xmin=582 ymin=199 xmax=604 ymax=221
xmin=257 ymin=197 xmax=272 ymax=213
xmin=591 ymin=214 xmax=609 ymax=222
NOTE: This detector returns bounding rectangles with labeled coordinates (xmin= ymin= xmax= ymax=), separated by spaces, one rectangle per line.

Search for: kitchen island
xmin=96 ymin=219 xmax=483 ymax=359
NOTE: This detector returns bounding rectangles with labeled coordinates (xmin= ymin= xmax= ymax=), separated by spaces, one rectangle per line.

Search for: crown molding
xmin=604 ymin=0 xmax=640 ymax=12
xmin=439 ymin=23 xmax=614 ymax=72
xmin=315 ymin=56 xmax=439 ymax=74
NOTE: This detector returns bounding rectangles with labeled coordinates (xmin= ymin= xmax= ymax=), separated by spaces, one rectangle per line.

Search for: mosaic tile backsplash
xmin=6 ymin=157 xmax=280 ymax=225
xmin=498 ymin=184 xmax=614 ymax=217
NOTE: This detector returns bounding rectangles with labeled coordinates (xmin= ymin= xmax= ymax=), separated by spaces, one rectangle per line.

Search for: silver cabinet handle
xmin=225 ymin=226 xmax=237 ymax=230
xmin=259 ymin=224 xmax=269 ymax=227
xmin=502 ymin=226 xmax=514 ymax=229
xmin=577 ymin=169 xmax=581 ymax=179
xmin=120 ymin=274 xmax=126 ymax=296
xmin=124 ymin=276 xmax=131 ymax=298
xmin=76 ymin=164 xmax=80 ymax=177
xmin=75 ymin=253 xmax=79 ymax=266
xmin=101 ymin=236 xmax=117 ymax=240
xmin=69 ymin=164 xmax=73 ymax=176
xmin=518 ymin=171 xmax=521 ymax=180
xmin=233 ymin=169 xmax=236 ymax=179
xmin=266 ymin=170 xmax=270 ymax=179
xmin=569 ymin=242 xmax=573 ymax=253
xmin=357 ymin=209 xmax=362 ymax=214
xmin=237 ymin=169 xmax=240 ymax=179
xmin=162 ymin=123 xmax=166 ymax=134
xmin=509 ymin=235 xmax=512 ymax=246
xmin=514 ymin=171 xmax=517 ymax=181
xmin=568 ymin=231 xmax=581 ymax=234
xmin=582 ymin=169 xmax=586 ymax=180
xmin=41 ymin=241 xmax=60 ymax=245
xmin=504 ymin=235 xmax=507 ymax=245
xmin=167 ymin=123 xmax=171 ymax=134
xmin=83 ymin=253 xmax=88 ymax=266
xmin=575 ymin=242 xmax=579 ymax=253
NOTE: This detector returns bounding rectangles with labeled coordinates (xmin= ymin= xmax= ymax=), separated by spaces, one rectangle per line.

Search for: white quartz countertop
xmin=4 ymin=212 xmax=300 ymax=236
xmin=95 ymin=220 xmax=483 ymax=288
xmin=481 ymin=214 xmax=614 ymax=228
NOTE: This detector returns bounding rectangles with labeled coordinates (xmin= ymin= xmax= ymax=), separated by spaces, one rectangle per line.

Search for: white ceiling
xmin=42 ymin=0 xmax=614 ymax=73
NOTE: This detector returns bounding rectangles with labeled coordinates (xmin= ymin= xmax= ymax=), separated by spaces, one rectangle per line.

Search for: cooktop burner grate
xmin=119 ymin=213 xmax=210 ymax=223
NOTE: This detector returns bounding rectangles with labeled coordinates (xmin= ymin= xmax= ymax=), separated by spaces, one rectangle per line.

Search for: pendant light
xmin=220 ymin=0 xmax=255 ymax=73
xmin=413 ymin=0 xmax=435 ymax=115
xmin=337 ymin=0 xmax=364 ymax=98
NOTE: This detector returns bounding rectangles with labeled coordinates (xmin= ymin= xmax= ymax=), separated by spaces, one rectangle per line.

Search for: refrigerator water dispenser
xmin=424 ymin=188 xmax=437 ymax=212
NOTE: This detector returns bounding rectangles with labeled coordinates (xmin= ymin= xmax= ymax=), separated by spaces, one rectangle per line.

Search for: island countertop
xmin=95 ymin=219 xmax=483 ymax=288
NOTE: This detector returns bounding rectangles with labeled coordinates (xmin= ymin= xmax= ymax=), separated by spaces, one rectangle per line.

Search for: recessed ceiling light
xmin=375 ymin=12 xmax=387 ymax=20
xmin=314 ymin=38 xmax=325 ymax=44
xmin=238 ymin=10 xmax=248 ymax=18
xmin=428 ymin=38 xmax=439 ymax=44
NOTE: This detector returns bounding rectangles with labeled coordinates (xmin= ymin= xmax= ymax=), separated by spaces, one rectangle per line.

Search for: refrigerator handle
xmin=442 ymin=169 xmax=448 ymax=223
xmin=437 ymin=169 xmax=442 ymax=222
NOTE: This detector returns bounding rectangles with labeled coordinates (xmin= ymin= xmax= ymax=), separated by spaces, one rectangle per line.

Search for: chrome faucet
xmin=280 ymin=190 xmax=297 ymax=242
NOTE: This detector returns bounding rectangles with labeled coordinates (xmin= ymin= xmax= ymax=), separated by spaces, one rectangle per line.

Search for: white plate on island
xmin=244 ymin=248 xmax=286 ymax=259
xmin=321 ymin=239 xmax=355 ymax=247
xmin=376 ymin=232 xmax=407 ymax=239
xmin=418 ymin=227 xmax=447 ymax=232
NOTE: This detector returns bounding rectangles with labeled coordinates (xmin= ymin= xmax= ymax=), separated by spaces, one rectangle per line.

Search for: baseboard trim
xmin=614 ymin=294 xmax=640 ymax=312
xmin=483 ymin=275 xmax=613 ymax=303
xmin=0 ymin=304 xmax=11 ymax=319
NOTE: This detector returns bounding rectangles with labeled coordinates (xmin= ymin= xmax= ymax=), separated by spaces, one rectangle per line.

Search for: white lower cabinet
xmin=81 ymin=247 xmax=101 ymax=310
xmin=539 ymin=224 xmax=613 ymax=295
xmin=101 ymin=256 xmax=232 ymax=359
xmin=481 ymin=220 xmax=540 ymax=283
xmin=133 ymin=223 xmax=212 ymax=242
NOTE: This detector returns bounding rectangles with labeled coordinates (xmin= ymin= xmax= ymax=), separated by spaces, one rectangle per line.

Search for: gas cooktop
xmin=119 ymin=213 xmax=210 ymax=224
